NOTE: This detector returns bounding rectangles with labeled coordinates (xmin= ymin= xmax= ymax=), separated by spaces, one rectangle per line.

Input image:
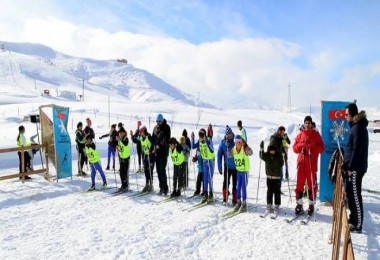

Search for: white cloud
xmin=0 ymin=13 xmax=378 ymax=108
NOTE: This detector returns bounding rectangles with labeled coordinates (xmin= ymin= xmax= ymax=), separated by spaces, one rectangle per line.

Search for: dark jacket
xmin=131 ymin=128 xmax=143 ymax=151
xmin=270 ymin=133 xmax=291 ymax=154
xmin=344 ymin=111 xmax=369 ymax=174
xmin=100 ymin=129 xmax=118 ymax=148
xmin=152 ymin=119 xmax=171 ymax=157
xmin=182 ymin=129 xmax=191 ymax=149
xmin=259 ymin=148 xmax=284 ymax=178
xmin=84 ymin=126 xmax=95 ymax=139
xmin=75 ymin=129 xmax=86 ymax=149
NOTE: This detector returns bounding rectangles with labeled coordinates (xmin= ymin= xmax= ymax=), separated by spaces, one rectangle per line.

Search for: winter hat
xmin=304 ymin=116 xmax=313 ymax=123
xmin=139 ymin=125 xmax=147 ymax=133
xmin=198 ymin=128 xmax=206 ymax=138
xmin=267 ymin=145 xmax=277 ymax=152
xmin=179 ymin=136 xmax=186 ymax=144
xmin=346 ymin=103 xmax=358 ymax=117
xmin=182 ymin=129 xmax=188 ymax=137
xmin=225 ymin=125 xmax=233 ymax=136
xmin=77 ymin=122 xmax=83 ymax=128
xmin=118 ymin=122 xmax=124 ymax=128
xmin=19 ymin=125 xmax=25 ymax=132
xmin=234 ymin=134 xmax=242 ymax=143
xmin=156 ymin=113 xmax=164 ymax=122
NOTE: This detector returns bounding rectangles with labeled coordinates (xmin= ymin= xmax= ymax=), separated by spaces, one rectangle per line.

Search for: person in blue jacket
xmin=191 ymin=128 xmax=215 ymax=203
xmin=217 ymin=125 xmax=237 ymax=205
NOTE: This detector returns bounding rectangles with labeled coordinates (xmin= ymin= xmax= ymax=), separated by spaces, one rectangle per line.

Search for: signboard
xmin=53 ymin=105 xmax=72 ymax=179
xmin=320 ymin=101 xmax=350 ymax=202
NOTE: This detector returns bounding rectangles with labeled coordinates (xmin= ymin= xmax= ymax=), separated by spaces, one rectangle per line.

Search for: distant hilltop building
xmin=116 ymin=58 xmax=128 ymax=64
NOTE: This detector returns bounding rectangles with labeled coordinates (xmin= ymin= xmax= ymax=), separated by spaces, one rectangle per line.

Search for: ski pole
xmin=167 ymin=161 xmax=172 ymax=194
xmin=132 ymin=142 xmax=138 ymax=191
xmin=282 ymin=153 xmax=292 ymax=204
xmin=308 ymin=149 xmax=316 ymax=221
xmin=255 ymin=158 xmax=262 ymax=211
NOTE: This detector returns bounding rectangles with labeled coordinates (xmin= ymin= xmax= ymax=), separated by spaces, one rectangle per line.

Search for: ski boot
xmin=295 ymin=203 xmax=304 ymax=215
xmin=201 ymin=194 xmax=208 ymax=204
xmin=101 ymin=181 xmax=107 ymax=190
xmin=239 ymin=201 xmax=248 ymax=213
xmin=87 ymin=184 xmax=95 ymax=191
xmin=207 ymin=192 xmax=214 ymax=203
xmin=176 ymin=189 xmax=181 ymax=197
xmin=105 ymin=165 xmax=110 ymax=171
xmin=170 ymin=190 xmax=177 ymax=198
xmin=141 ymin=184 xmax=149 ymax=193
xmin=273 ymin=205 xmax=279 ymax=216
xmin=308 ymin=204 xmax=314 ymax=216
xmin=234 ymin=200 xmax=241 ymax=212
xmin=264 ymin=204 xmax=273 ymax=215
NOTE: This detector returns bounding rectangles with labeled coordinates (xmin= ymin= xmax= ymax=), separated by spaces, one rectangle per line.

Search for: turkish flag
xmin=58 ymin=112 xmax=66 ymax=120
xmin=328 ymin=109 xmax=346 ymax=119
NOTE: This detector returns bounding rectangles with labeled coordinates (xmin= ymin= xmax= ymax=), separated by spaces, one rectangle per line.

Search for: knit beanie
xmin=304 ymin=116 xmax=313 ymax=123
xmin=225 ymin=125 xmax=233 ymax=136
xmin=234 ymin=134 xmax=242 ymax=143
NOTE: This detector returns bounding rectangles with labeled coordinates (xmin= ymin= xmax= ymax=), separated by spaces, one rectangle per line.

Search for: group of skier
xmin=73 ymin=113 xmax=326 ymax=217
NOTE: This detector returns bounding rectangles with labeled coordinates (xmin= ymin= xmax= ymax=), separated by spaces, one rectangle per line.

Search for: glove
xmin=219 ymin=170 xmax=222 ymax=175
xmin=260 ymin=140 xmax=264 ymax=150
xmin=99 ymin=136 xmax=102 ymax=139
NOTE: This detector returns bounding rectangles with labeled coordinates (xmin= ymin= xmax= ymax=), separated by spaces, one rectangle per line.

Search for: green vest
xmin=141 ymin=136 xmax=151 ymax=155
xmin=169 ymin=147 xmax=185 ymax=166
xmin=233 ymin=146 xmax=250 ymax=172
xmin=17 ymin=133 xmax=30 ymax=147
xmin=199 ymin=141 xmax=215 ymax=160
xmin=85 ymin=146 xmax=100 ymax=163
xmin=118 ymin=138 xmax=131 ymax=159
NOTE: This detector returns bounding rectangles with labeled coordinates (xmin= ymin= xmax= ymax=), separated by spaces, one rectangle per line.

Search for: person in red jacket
xmin=207 ymin=123 xmax=213 ymax=140
xmin=293 ymin=116 xmax=325 ymax=216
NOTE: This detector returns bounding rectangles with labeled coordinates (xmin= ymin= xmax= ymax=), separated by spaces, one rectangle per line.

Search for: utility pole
xmin=82 ymin=78 xmax=84 ymax=102
xmin=287 ymin=83 xmax=292 ymax=113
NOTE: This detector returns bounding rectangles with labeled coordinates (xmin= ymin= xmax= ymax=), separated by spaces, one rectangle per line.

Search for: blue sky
xmin=1 ymin=0 xmax=379 ymax=108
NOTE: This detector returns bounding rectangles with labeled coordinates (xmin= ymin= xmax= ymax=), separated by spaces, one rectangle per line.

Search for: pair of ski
xmin=285 ymin=212 xmax=313 ymax=225
xmin=84 ymin=187 xmax=114 ymax=192
xmin=182 ymin=198 xmax=217 ymax=212
xmin=221 ymin=205 xmax=256 ymax=220
xmin=259 ymin=211 xmax=278 ymax=219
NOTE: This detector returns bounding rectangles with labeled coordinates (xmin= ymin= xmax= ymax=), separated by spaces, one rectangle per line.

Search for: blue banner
xmin=320 ymin=101 xmax=350 ymax=202
xmin=53 ymin=105 xmax=72 ymax=179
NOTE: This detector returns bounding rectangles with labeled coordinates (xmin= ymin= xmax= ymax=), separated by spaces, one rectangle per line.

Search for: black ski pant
xmin=173 ymin=163 xmax=185 ymax=191
xmin=346 ymin=171 xmax=364 ymax=229
xmin=119 ymin=157 xmax=130 ymax=189
xmin=77 ymin=147 xmax=86 ymax=173
xmin=155 ymin=156 xmax=168 ymax=193
xmin=267 ymin=178 xmax=281 ymax=206
xmin=137 ymin=142 xmax=142 ymax=167
xmin=18 ymin=151 xmax=31 ymax=173
xmin=143 ymin=154 xmax=154 ymax=185
xmin=195 ymin=172 xmax=204 ymax=194
xmin=222 ymin=167 xmax=237 ymax=196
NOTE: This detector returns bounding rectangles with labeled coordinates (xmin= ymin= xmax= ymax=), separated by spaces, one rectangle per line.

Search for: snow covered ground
xmin=0 ymin=43 xmax=379 ymax=259
xmin=0 ymin=101 xmax=379 ymax=260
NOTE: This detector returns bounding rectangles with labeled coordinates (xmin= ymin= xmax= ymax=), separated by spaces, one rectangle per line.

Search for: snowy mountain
xmin=0 ymin=41 xmax=213 ymax=108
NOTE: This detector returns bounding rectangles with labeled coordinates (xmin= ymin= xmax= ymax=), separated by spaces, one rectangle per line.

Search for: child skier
xmin=168 ymin=137 xmax=185 ymax=197
xmin=192 ymin=148 xmax=204 ymax=196
xmin=259 ymin=141 xmax=284 ymax=217
xmin=139 ymin=126 xmax=155 ymax=192
xmin=180 ymin=136 xmax=191 ymax=188
xmin=233 ymin=135 xmax=253 ymax=212
xmin=217 ymin=125 xmax=237 ymax=205
xmin=84 ymin=136 xmax=107 ymax=190
xmin=191 ymin=128 xmax=215 ymax=203
xmin=99 ymin=124 xmax=118 ymax=170
xmin=116 ymin=127 xmax=130 ymax=192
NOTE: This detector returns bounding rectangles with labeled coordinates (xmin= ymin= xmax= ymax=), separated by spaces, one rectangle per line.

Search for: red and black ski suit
xmin=293 ymin=129 xmax=324 ymax=202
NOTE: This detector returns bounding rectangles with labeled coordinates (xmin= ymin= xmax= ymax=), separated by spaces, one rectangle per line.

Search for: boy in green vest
xmin=84 ymin=136 xmax=107 ymax=190
xmin=117 ymin=127 xmax=131 ymax=192
xmin=168 ymin=137 xmax=186 ymax=197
